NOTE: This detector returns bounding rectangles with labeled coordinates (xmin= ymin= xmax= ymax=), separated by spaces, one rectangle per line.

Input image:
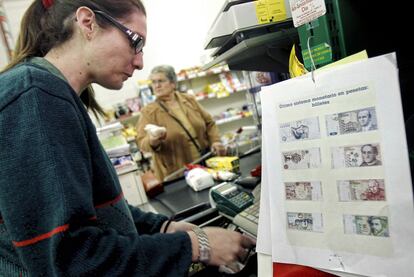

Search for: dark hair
xmin=2 ymin=0 xmax=146 ymax=118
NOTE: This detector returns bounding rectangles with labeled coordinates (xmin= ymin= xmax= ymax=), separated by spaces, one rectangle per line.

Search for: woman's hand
xmin=144 ymin=124 xmax=167 ymax=148
xmin=187 ymin=227 xmax=256 ymax=266
xmin=211 ymin=142 xmax=226 ymax=156
xmin=204 ymin=227 xmax=255 ymax=266
xmin=149 ymin=131 xmax=167 ymax=148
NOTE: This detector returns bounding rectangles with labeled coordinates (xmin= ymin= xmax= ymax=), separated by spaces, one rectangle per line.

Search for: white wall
xmin=0 ymin=25 xmax=8 ymax=68
xmin=1 ymin=0 xmax=28 ymax=67
xmin=3 ymin=0 xmax=224 ymax=109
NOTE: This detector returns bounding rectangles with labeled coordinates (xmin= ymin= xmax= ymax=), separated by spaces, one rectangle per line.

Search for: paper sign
xmin=255 ymin=0 xmax=288 ymax=24
xmin=289 ymin=0 xmax=326 ymax=27
xmin=259 ymin=53 xmax=414 ymax=277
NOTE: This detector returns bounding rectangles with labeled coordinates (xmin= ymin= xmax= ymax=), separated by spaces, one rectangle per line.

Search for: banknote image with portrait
xmin=337 ymin=179 xmax=386 ymax=201
xmin=279 ymin=117 xmax=321 ymax=143
xmin=331 ymin=143 xmax=382 ymax=168
xmin=326 ymin=107 xmax=378 ymax=136
xmin=287 ymin=212 xmax=323 ymax=232
xmin=285 ymin=181 xmax=323 ymax=201
xmin=282 ymin=148 xmax=321 ymax=170
xmin=343 ymin=215 xmax=390 ymax=237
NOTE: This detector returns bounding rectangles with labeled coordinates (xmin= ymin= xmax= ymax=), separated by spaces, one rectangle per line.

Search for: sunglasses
xmin=93 ymin=10 xmax=144 ymax=54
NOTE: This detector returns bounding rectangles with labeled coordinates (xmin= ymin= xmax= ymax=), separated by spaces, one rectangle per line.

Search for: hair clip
xmin=42 ymin=0 xmax=54 ymax=9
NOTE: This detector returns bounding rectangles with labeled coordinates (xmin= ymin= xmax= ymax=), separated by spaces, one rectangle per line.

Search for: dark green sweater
xmin=0 ymin=60 xmax=192 ymax=276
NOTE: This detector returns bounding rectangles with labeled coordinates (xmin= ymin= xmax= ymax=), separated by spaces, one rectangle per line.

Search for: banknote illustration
xmin=282 ymin=148 xmax=321 ymax=170
xmin=337 ymin=179 xmax=386 ymax=201
xmin=279 ymin=117 xmax=320 ymax=142
xmin=285 ymin=181 xmax=323 ymax=200
xmin=343 ymin=215 xmax=389 ymax=237
xmin=331 ymin=143 xmax=382 ymax=168
xmin=326 ymin=107 xmax=378 ymax=136
xmin=287 ymin=212 xmax=323 ymax=232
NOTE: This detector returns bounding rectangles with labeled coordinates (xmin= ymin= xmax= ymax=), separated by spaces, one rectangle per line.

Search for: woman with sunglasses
xmin=0 ymin=0 xmax=255 ymax=276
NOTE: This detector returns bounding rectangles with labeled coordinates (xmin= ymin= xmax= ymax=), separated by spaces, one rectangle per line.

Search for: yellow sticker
xmin=255 ymin=0 xmax=287 ymax=24
xmin=289 ymin=44 xmax=307 ymax=78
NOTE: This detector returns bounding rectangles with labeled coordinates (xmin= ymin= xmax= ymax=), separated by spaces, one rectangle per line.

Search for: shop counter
xmin=149 ymin=150 xmax=261 ymax=217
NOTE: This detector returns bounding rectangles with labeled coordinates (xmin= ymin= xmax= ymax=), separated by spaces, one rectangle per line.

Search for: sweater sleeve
xmin=0 ymin=88 xmax=192 ymax=276
xmin=128 ymin=204 xmax=168 ymax=234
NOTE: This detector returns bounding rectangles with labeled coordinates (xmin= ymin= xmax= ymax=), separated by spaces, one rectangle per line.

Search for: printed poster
xmin=258 ymin=53 xmax=414 ymax=277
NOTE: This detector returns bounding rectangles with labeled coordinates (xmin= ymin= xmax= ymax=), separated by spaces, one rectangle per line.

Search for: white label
xmin=289 ymin=0 xmax=326 ymax=27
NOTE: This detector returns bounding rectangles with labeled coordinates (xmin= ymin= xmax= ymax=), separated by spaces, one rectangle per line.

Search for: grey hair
xmin=150 ymin=65 xmax=177 ymax=84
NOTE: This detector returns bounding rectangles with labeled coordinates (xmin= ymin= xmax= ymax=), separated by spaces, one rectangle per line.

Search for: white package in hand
xmin=144 ymin=124 xmax=166 ymax=138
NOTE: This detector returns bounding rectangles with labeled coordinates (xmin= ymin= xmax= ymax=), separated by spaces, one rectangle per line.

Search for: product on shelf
xmin=206 ymin=82 xmax=229 ymax=98
xmin=177 ymin=66 xmax=202 ymax=80
xmin=219 ymin=71 xmax=245 ymax=92
xmin=176 ymin=65 xmax=229 ymax=81
xmin=221 ymin=125 xmax=260 ymax=157
xmin=122 ymin=125 xmax=138 ymax=140
xmin=110 ymin=155 xmax=135 ymax=171
xmin=114 ymin=103 xmax=129 ymax=119
xmin=125 ymin=96 xmax=141 ymax=113
xmin=138 ymin=84 xmax=156 ymax=106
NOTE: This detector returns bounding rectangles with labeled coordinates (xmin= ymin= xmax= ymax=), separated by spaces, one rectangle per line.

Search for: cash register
xmin=209 ymin=180 xmax=261 ymax=237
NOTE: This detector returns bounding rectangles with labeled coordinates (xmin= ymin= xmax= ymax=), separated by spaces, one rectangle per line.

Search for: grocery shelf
xmin=195 ymin=87 xmax=247 ymax=101
xmin=118 ymin=112 xmax=141 ymax=125
xmin=177 ymin=65 xmax=230 ymax=82
xmin=216 ymin=113 xmax=252 ymax=125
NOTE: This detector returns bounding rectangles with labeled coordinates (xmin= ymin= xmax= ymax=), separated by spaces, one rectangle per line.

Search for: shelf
xmin=195 ymin=87 xmax=247 ymax=101
xmin=105 ymin=144 xmax=130 ymax=157
xmin=202 ymin=23 xmax=298 ymax=72
xmin=237 ymin=136 xmax=260 ymax=147
xmin=118 ymin=112 xmax=140 ymax=125
xmin=176 ymin=65 xmax=230 ymax=82
xmin=216 ymin=113 xmax=252 ymax=125
xmin=96 ymin=122 xmax=123 ymax=134
xmin=116 ymin=164 xmax=139 ymax=176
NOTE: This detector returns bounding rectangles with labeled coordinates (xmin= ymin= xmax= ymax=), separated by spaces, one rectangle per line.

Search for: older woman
xmin=136 ymin=65 xmax=226 ymax=181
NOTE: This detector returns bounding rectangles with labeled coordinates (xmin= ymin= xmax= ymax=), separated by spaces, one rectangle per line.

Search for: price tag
xmin=289 ymin=0 xmax=326 ymax=27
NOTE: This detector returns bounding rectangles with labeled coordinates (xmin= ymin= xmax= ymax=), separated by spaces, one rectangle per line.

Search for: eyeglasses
xmin=150 ymin=79 xmax=170 ymax=85
xmin=93 ymin=10 xmax=144 ymax=54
